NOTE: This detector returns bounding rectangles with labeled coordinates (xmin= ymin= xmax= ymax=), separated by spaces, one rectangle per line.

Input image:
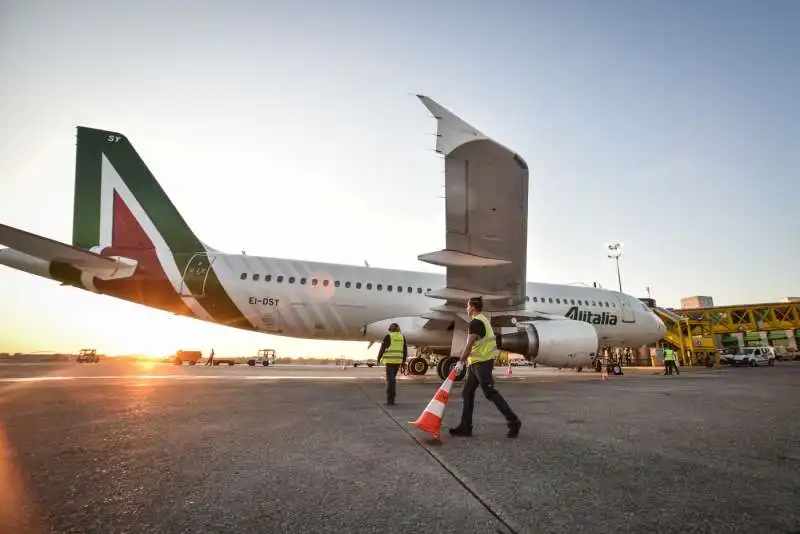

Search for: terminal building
xmin=680 ymin=296 xmax=715 ymax=309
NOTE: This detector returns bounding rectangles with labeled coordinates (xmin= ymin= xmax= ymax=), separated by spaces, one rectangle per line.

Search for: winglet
xmin=416 ymin=95 xmax=489 ymax=156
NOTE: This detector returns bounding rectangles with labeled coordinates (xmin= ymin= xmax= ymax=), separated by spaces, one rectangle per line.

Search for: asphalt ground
xmin=0 ymin=361 xmax=798 ymax=534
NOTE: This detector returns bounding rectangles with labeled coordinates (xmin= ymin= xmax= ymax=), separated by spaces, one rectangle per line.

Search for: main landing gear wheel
xmin=437 ymin=356 xmax=467 ymax=382
xmin=408 ymin=357 xmax=428 ymax=376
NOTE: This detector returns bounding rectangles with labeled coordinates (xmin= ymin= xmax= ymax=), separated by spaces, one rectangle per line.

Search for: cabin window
xmin=312 ymin=279 xmax=318 ymax=286
xmin=591 ymin=301 xmax=596 ymax=306
xmin=334 ymin=281 xmax=340 ymax=288
xmin=426 ymin=288 xmax=431 ymax=293
xmin=356 ymin=282 xmax=362 ymax=289
xmin=377 ymin=284 xmax=383 ymax=291
xmin=407 ymin=287 xmax=412 ymax=293
xmin=240 ymin=273 xmax=247 ymax=280
xmin=252 ymin=274 xmax=259 ymax=281
xmin=289 ymin=277 xmax=295 ymax=284
xmin=387 ymin=285 xmax=393 ymax=291
xmin=417 ymin=288 xmax=422 ymax=294
xmin=612 ymin=303 xmax=616 ymax=308
xmin=301 ymin=278 xmax=307 ymax=285
xmin=548 ymin=298 xmax=553 ymax=303
xmin=367 ymin=283 xmax=373 ymax=290
xmin=556 ymin=298 xmax=561 ymax=304
xmin=526 ymin=296 xmax=530 ymax=301
xmin=265 ymin=275 xmax=272 ymax=282
xmin=323 ymin=280 xmax=329 ymax=287
xmin=277 ymin=275 xmax=284 ymax=283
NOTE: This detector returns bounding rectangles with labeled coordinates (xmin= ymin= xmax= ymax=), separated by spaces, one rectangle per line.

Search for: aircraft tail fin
xmin=72 ymin=127 xmax=204 ymax=254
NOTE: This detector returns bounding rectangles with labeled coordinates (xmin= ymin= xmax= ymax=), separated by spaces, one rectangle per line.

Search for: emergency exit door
xmin=180 ymin=253 xmax=216 ymax=297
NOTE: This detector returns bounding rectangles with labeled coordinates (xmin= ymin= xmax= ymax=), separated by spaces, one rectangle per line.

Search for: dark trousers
xmin=664 ymin=360 xmax=679 ymax=375
xmin=459 ymin=360 xmax=519 ymax=428
xmin=385 ymin=363 xmax=400 ymax=402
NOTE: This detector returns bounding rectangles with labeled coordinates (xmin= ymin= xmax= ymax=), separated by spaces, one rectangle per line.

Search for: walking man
xmin=449 ymin=297 xmax=522 ymax=438
xmin=663 ymin=346 xmax=679 ymax=375
xmin=377 ymin=323 xmax=407 ymax=405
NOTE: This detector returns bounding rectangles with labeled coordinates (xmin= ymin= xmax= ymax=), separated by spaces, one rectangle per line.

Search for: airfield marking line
xmin=0 ymin=375 xmax=378 ymax=383
xmin=355 ymin=382 xmax=520 ymax=534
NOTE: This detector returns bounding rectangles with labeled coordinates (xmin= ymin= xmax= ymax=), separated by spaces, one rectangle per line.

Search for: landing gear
xmin=407 ymin=357 xmax=428 ymax=376
xmin=437 ymin=356 xmax=467 ymax=382
xmin=594 ymin=359 xmax=623 ymax=375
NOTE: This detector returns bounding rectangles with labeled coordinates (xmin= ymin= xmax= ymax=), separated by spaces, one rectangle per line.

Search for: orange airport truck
xmin=173 ymin=350 xmax=202 ymax=365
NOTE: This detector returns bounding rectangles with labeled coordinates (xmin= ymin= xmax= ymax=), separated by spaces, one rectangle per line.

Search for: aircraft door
xmin=617 ymin=294 xmax=636 ymax=323
xmin=180 ymin=253 xmax=216 ymax=297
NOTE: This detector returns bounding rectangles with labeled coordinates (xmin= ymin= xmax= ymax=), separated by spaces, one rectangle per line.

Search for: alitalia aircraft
xmin=0 ymin=95 xmax=665 ymax=380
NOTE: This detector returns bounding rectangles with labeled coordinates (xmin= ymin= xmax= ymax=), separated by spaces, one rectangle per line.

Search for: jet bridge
xmin=653 ymin=301 xmax=800 ymax=366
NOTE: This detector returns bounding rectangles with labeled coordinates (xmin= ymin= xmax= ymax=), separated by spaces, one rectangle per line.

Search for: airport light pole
xmin=607 ymin=242 xmax=623 ymax=294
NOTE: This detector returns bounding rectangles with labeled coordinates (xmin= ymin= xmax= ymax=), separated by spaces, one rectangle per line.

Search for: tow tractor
xmin=248 ymin=349 xmax=276 ymax=367
xmin=76 ymin=348 xmax=100 ymax=363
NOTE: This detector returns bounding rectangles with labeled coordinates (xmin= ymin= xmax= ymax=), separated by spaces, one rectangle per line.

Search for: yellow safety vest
xmin=382 ymin=332 xmax=405 ymax=364
xmin=468 ymin=313 xmax=498 ymax=365
xmin=664 ymin=349 xmax=675 ymax=362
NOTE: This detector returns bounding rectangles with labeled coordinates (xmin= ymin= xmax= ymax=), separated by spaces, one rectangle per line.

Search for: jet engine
xmin=496 ymin=319 xmax=600 ymax=369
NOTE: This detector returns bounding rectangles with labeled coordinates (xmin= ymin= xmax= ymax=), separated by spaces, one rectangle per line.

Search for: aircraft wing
xmin=0 ymin=223 xmax=137 ymax=278
xmin=416 ymin=95 xmax=529 ymax=315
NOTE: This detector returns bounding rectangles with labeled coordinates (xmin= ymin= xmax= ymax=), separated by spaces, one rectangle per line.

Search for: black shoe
xmin=385 ymin=400 xmax=395 ymax=406
xmin=507 ymin=420 xmax=521 ymax=438
xmin=449 ymin=425 xmax=472 ymax=437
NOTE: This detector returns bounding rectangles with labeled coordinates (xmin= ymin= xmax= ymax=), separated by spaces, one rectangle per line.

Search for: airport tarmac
xmin=1 ymin=361 xmax=798 ymax=534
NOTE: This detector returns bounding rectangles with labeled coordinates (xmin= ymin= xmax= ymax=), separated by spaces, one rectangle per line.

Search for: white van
xmin=730 ymin=346 xmax=776 ymax=367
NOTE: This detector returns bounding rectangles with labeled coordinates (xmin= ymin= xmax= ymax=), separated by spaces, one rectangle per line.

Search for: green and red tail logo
xmin=70 ymin=127 xmax=250 ymax=328
xmin=73 ymin=127 xmax=202 ymax=257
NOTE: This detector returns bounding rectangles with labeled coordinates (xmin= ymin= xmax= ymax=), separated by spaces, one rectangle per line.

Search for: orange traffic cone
xmin=409 ymin=367 xmax=457 ymax=440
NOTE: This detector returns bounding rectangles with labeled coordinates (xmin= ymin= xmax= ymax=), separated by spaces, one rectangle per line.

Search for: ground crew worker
xmin=206 ymin=348 xmax=215 ymax=366
xmin=663 ymin=346 xmax=679 ymax=375
xmin=377 ymin=323 xmax=407 ymax=405
xmin=449 ymin=297 xmax=522 ymax=438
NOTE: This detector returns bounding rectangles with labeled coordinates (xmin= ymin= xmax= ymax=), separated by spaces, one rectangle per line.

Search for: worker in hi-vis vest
xmin=377 ymin=323 xmax=407 ymax=405
xmin=449 ymin=297 xmax=522 ymax=438
xmin=663 ymin=346 xmax=679 ymax=376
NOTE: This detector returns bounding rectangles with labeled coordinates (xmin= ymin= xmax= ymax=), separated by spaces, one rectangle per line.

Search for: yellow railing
xmin=654 ymin=307 xmax=716 ymax=366
xmin=675 ymin=302 xmax=800 ymax=334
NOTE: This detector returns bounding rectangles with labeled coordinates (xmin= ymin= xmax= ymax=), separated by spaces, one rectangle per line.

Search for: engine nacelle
xmin=496 ymin=319 xmax=600 ymax=369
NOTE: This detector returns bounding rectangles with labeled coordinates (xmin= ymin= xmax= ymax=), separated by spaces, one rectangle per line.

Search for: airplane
xmin=0 ymin=95 xmax=665 ymax=380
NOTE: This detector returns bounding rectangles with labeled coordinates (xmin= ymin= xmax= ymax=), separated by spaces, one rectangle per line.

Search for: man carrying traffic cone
xmin=448 ymin=297 xmax=522 ymax=438
xmin=409 ymin=366 xmax=457 ymax=440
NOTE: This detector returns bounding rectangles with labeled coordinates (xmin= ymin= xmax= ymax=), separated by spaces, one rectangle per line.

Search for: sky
xmin=1 ymin=0 xmax=798 ymax=357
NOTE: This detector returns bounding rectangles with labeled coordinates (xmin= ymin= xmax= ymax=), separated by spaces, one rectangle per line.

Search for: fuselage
xmin=0 ymin=245 xmax=665 ymax=349
xmin=136 ymin=248 xmax=667 ymax=348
